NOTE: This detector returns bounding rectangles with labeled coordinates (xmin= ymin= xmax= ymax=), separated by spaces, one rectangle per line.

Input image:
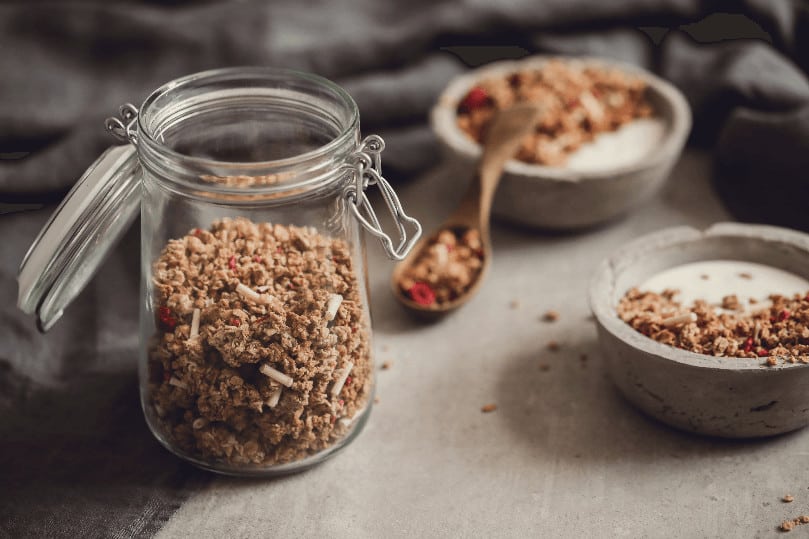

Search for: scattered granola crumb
xmin=617 ymin=288 xmax=809 ymax=364
xmin=579 ymin=353 xmax=588 ymax=361
xmin=381 ymin=361 xmax=392 ymax=371
xmin=396 ymin=227 xmax=483 ymax=308
xmin=481 ymin=403 xmax=498 ymax=413
xmin=780 ymin=516 xmax=809 ymax=532
xmin=784 ymin=495 xmax=795 ymax=503
xmin=542 ymin=310 xmax=560 ymax=322
xmin=739 ymin=272 xmax=753 ymax=279
xmin=510 ymin=300 xmax=520 ymax=310
xmin=700 ymin=274 xmax=709 ymax=280
xmin=547 ymin=341 xmax=560 ymax=352
xmin=148 ymin=217 xmax=372 ymax=468
xmin=374 ymin=396 xmax=380 ymax=404
xmin=539 ymin=363 xmax=551 ymax=372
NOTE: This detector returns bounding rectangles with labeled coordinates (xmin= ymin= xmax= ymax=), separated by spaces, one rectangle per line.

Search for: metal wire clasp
xmin=345 ymin=135 xmax=422 ymax=261
xmin=105 ymin=104 xmax=139 ymax=145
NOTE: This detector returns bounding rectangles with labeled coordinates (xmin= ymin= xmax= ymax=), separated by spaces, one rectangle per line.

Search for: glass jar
xmin=17 ymin=67 xmax=421 ymax=476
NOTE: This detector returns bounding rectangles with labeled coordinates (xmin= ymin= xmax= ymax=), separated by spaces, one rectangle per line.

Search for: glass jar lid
xmin=17 ymin=144 xmax=141 ymax=331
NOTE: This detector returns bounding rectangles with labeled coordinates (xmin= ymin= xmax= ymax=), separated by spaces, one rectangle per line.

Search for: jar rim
xmin=136 ymin=66 xmax=361 ymax=197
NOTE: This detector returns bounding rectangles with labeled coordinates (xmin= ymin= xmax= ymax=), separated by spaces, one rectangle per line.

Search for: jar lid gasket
xmin=17 ymin=144 xmax=140 ymax=332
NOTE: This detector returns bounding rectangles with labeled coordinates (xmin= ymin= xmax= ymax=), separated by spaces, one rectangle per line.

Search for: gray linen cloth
xmin=2 ymin=1 xmax=808 ymax=537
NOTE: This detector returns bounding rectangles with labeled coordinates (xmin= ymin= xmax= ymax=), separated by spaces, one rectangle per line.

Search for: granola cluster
xmin=396 ymin=227 xmax=484 ymax=308
xmin=617 ymin=288 xmax=809 ymax=365
xmin=148 ymin=217 xmax=371 ymax=468
xmin=456 ymin=60 xmax=654 ymax=166
xmin=781 ymin=515 xmax=809 ymax=532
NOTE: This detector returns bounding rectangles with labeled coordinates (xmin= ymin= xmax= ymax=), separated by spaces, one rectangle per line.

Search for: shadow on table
xmin=0 ymin=361 xmax=208 ymax=537
xmin=493 ymin=338 xmax=802 ymax=466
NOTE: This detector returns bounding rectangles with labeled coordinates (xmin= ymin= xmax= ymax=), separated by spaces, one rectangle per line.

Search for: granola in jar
xmin=147 ymin=217 xmax=371 ymax=468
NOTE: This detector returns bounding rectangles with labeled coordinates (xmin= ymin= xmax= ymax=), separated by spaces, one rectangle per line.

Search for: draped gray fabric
xmin=2 ymin=1 xmax=808 ymax=537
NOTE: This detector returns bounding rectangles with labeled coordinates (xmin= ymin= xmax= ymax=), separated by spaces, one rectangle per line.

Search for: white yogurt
xmin=639 ymin=260 xmax=809 ymax=308
xmin=566 ymin=118 xmax=666 ymax=172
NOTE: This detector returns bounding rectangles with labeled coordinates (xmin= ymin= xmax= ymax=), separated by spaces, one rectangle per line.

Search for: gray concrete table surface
xmin=156 ymin=150 xmax=809 ymax=539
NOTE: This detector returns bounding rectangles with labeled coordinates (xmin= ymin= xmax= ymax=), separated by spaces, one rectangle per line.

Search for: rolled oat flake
xmin=17 ymin=67 xmax=421 ymax=476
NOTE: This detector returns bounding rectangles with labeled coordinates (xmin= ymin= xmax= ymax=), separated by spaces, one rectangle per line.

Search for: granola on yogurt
xmin=617 ymin=288 xmax=809 ymax=365
xmin=456 ymin=60 xmax=654 ymax=166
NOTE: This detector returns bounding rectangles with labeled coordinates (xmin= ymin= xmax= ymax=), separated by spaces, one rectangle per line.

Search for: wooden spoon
xmin=391 ymin=103 xmax=542 ymax=317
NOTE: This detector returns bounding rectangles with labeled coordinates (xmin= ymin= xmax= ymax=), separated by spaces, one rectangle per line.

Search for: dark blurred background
xmin=2 ymin=0 xmax=809 ymax=228
xmin=1 ymin=1 xmax=809 ymax=537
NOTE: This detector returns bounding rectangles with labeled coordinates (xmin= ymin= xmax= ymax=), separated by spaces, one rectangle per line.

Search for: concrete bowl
xmin=589 ymin=223 xmax=809 ymax=438
xmin=431 ymin=55 xmax=691 ymax=230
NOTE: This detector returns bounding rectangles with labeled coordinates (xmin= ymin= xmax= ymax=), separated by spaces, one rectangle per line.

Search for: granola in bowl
xmin=147 ymin=217 xmax=371 ymax=469
xmin=431 ymin=56 xmax=691 ymax=229
xmin=455 ymin=59 xmax=655 ymax=167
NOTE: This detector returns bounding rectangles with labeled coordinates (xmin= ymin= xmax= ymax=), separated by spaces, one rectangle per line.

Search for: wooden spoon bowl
xmin=391 ymin=103 xmax=543 ymax=317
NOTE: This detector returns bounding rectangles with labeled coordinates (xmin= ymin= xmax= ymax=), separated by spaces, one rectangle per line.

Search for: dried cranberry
xmin=757 ymin=348 xmax=769 ymax=357
xmin=459 ymin=86 xmax=489 ymax=112
xmin=228 ymin=255 xmax=237 ymax=270
xmin=230 ymin=317 xmax=241 ymax=327
xmin=743 ymin=337 xmax=753 ymax=353
xmin=408 ymin=282 xmax=436 ymax=306
xmin=780 ymin=309 xmax=791 ymax=321
xmin=157 ymin=306 xmax=177 ymax=331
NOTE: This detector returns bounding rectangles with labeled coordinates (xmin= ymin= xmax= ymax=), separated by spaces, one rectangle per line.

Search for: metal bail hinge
xmin=105 ymin=103 xmax=140 ymax=145
xmin=346 ymin=135 xmax=422 ymax=261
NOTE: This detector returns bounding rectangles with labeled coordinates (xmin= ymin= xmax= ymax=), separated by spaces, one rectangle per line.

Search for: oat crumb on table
xmin=148 ymin=217 xmax=372 ymax=468
xmin=481 ymin=403 xmax=498 ymax=413
xmin=510 ymin=300 xmax=520 ymax=310
xmin=539 ymin=363 xmax=551 ymax=372
xmin=380 ymin=361 xmax=392 ymax=370
xmin=783 ymin=495 xmax=795 ymax=503
xmin=780 ymin=516 xmax=809 ymax=532
xmin=547 ymin=341 xmax=560 ymax=352
xmin=542 ymin=310 xmax=560 ymax=322
xmin=617 ymin=288 xmax=809 ymax=365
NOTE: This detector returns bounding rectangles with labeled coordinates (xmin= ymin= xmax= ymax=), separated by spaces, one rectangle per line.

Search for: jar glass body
xmin=137 ymin=69 xmax=374 ymax=476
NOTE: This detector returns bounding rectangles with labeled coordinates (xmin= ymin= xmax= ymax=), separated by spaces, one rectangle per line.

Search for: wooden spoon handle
xmin=451 ymin=103 xmax=542 ymax=228
xmin=478 ymin=103 xmax=543 ymax=215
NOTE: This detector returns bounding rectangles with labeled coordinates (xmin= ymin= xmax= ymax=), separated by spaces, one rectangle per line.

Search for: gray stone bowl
xmin=589 ymin=223 xmax=809 ymax=438
xmin=431 ymin=55 xmax=691 ymax=230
